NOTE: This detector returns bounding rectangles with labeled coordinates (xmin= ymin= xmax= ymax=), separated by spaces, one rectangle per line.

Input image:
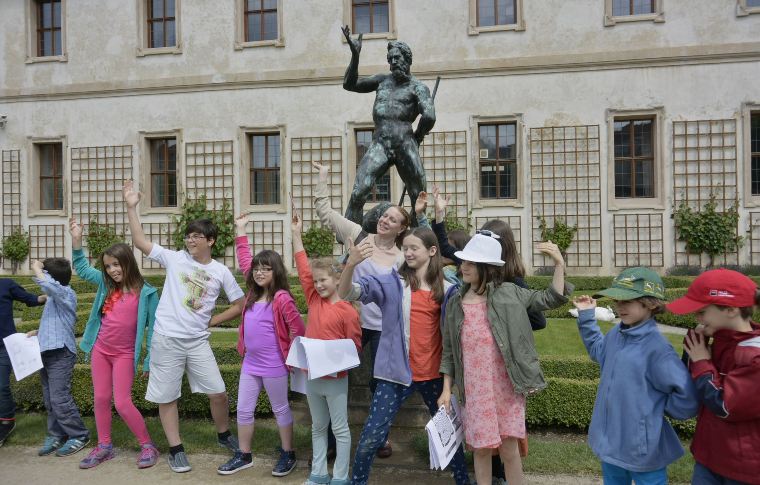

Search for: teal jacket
xmin=74 ymin=247 xmax=158 ymax=373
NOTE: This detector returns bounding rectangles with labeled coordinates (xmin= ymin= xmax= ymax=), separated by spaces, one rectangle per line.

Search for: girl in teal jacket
xmin=70 ymin=217 xmax=160 ymax=470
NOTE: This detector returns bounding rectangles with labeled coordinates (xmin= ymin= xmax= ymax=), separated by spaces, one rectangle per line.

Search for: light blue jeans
xmin=306 ymin=375 xmax=350 ymax=485
xmin=601 ymin=461 xmax=667 ymax=485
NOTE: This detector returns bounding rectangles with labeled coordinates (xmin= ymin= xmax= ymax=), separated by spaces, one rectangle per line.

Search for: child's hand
xmin=291 ymin=212 xmax=303 ymax=234
xmin=537 ymin=240 xmax=564 ymax=266
xmin=415 ymin=191 xmax=428 ymax=217
xmin=346 ymin=237 xmax=372 ymax=267
xmin=141 ymin=371 xmax=149 ymax=379
xmin=122 ymin=180 xmax=142 ymax=209
xmin=69 ymin=217 xmax=83 ymax=238
xmin=432 ymin=185 xmax=451 ymax=215
xmin=437 ymin=389 xmax=452 ymax=414
xmin=31 ymin=260 xmax=44 ymax=271
xmin=235 ymin=213 xmax=250 ymax=231
xmin=684 ymin=329 xmax=712 ymax=362
xmin=26 ymin=329 xmax=38 ymax=338
xmin=312 ymin=161 xmax=331 ymax=182
xmin=37 ymin=295 xmax=47 ymax=304
xmin=573 ymin=295 xmax=597 ymax=310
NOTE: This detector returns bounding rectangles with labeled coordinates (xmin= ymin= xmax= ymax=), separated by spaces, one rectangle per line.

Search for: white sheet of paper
xmin=425 ymin=395 xmax=464 ymax=470
xmin=298 ymin=337 xmax=360 ymax=380
xmin=285 ymin=336 xmax=310 ymax=370
xmin=3 ymin=333 xmax=43 ymax=381
xmin=289 ymin=369 xmax=307 ymax=394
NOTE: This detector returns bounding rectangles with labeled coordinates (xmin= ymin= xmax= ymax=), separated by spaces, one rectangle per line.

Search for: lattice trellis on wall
xmin=28 ymin=225 xmax=65 ymax=267
xmin=186 ymin=141 xmax=236 ymax=267
xmin=2 ymin=150 xmax=23 ymax=270
xmin=415 ymin=132 xmax=468 ymax=224
xmin=70 ymin=146 xmax=133 ymax=263
xmin=475 ymin=216 xmax=522 ymax=257
xmin=613 ymin=214 xmax=664 ymax=267
xmin=673 ymin=119 xmax=738 ymax=266
xmin=245 ymin=220 xmax=285 ymax=261
xmin=141 ymin=222 xmax=178 ymax=270
xmin=291 ymin=136 xmax=343 ymax=258
xmin=530 ymin=126 xmax=602 ymax=267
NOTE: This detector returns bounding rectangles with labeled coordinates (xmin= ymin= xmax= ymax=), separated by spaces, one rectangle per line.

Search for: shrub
xmin=85 ymin=219 xmax=124 ymax=269
xmin=301 ymin=223 xmax=335 ymax=257
xmin=170 ymin=195 xmax=235 ymax=259
xmin=1 ymin=227 xmax=30 ymax=274
xmin=533 ymin=267 xmax=555 ymax=276
xmin=665 ymin=264 xmax=703 ymax=276
xmin=536 ymin=215 xmax=577 ymax=259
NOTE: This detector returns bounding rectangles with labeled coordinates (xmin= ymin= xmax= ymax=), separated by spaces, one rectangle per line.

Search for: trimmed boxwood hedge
xmin=16 ymin=311 xmax=91 ymax=336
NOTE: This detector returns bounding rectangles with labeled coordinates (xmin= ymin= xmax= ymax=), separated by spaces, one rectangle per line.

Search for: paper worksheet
xmin=3 ymin=333 xmax=43 ymax=381
xmin=285 ymin=337 xmax=360 ymax=380
xmin=426 ymin=395 xmax=464 ymax=470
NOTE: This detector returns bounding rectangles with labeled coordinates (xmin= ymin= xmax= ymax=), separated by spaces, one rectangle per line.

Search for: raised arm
xmin=413 ymin=82 xmax=436 ymax=145
xmin=69 ymin=217 xmax=103 ymax=285
xmin=312 ymin=161 xmax=362 ymax=244
xmin=123 ymin=180 xmax=154 ymax=256
xmin=338 ymin=237 xmax=373 ymax=300
xmin=573 ymin=296 xmax=607 ymax=364
xmin=292 ymin=212 xmax=321 ymax=306
xmin=341 ymin=26 xmax=385 ymax=94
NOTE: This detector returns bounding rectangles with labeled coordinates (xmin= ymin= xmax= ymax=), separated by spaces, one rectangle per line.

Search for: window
xmin=751 ymin=0 xmax=760 ymax=6
xmin=614 ymin=119 xmax=654 ymax=198
xmin=477 ymin=0 xmax=516 ymax=26
xmin=738 ymin=0 xmax=760 ymax=16
xmin=245 ymin=0 xmax=277 ymax=41
xmin=479 ymin=124 xmax=516 ymax=199
xmin=752 ymin=114 xmax=760 ymax=195
xmin=250 ymin=134 xmax=281 ymax=205
xmin=148 ymin=0 xmax=176 ymax=48
xmin=36 ymin=0 xmax=62 ymax=57
xmin=356 ymin=130 xmax=390 ymax=202
xmin=40 ymin=144 xmax=63 ymax=210
xmin=150 ymin=138 xmax=177 ymax=207
xmin=612 ymin=0 xmax=652 ymax=16
xmin=352 ymin=0 xmax=389 ymax=34
xmin=604 ymin=0 xmax=664 ymax=25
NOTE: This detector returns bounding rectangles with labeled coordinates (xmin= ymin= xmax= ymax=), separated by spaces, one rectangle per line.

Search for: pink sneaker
xmin=137 ymin=443 xmax=159 ymax=469
xmin=79 ymin=444 xmax=114 ymax=469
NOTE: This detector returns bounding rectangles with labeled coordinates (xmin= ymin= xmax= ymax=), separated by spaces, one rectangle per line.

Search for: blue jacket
xmin=577 ymin=309 xmax=700 ymax=472
xmin=344 ymin=269 xmax=458 ymax=386
xmin=74 ymin=248 xmax=159 ymax=373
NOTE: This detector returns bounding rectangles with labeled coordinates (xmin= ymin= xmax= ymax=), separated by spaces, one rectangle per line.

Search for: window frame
xmin=138 ymin=129 xmax=183 ymax=215
xmin=342 ymin=0 xmax=397 ymax=42
xmin=249 ymin=133 xmax=282 ymax=206
xmin=742 ymin=103 xmax=760 ymax=207
xmin=469 ymin=0 xmax=525 ymax=35
xmin=478 ymin=123 xmax=518 ymax=201
xmin=36 ymin=0 xmax=62 ymax=57
xmin=25 ymin=0 xmax=68 ymax=64
xmin=39 ymin=143 xmax=64 ymax=211
xmin=135 ymin=0 xmax=182 ymax=57
xmin=613 ymin=118 xmax=656 ymax=200
xmin=352 ymin=0 xmax=389 ymax=35
xmin=737 ymin=0 xmax=760 ymax=16
xmin=470 ymin=114 xmax=525 ymax=209
xmin=605 ymin=108 xmax=666 ymax=211
xmin=149 ymin=138 xmax=178 ymax=208
xmin=235 ymin=0 xmax=285 ymax=49
xmin=25 ymin=135 xmax=69 ymax=218
xmin=604 ymin=0 xmax=664 ymax=26
xmin=147 ymin=0 xmax=177 ymax=50
xmin=238 ymin=125 xmax=288 ymax=214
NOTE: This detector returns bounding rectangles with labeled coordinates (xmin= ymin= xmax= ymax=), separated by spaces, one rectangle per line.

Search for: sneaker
xmin=376 ymin=439 xmax=392 ymax=458
xmin=137 ymin=443 xmax=159 ymax=469
xmin=79 ymin=444 xmax=114 ymax=469
xmin=38 ymin=436 xmax=64 ymax=456
xmin=217 ymin=434 xmax=240 ymax=452
xmin=272 ymin=446 xmax=297 ymax=477
xmin=0 ymin=419 xmax=16 ymax=447
xmin=217 ymin=451 xmax=254 ymax=475
xmin=56 ymin=435 xmax=91 ymax=456
xmin=168 ymin=451 xmax=192 ymax=473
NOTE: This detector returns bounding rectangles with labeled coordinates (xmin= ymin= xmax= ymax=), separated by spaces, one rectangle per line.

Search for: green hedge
xmin=540 ymin=355 xmax=600 ymax=380
xmin=15 ymin=311 xmax=91 ymax=336
xmin=524 ymin=275 xmax=710 ymax=291
xmin=10 ymin=364 xmax=272 ymax=416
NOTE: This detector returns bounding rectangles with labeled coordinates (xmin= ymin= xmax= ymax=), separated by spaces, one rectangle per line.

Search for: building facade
xmin=1 ymin=0 xmax=759 ymax=275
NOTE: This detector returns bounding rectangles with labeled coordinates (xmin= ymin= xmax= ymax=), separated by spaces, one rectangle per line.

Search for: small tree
xmin=536 ymin=214 xmax=577 ymax=261
xmin=85 ymin=219 xmax=124 ymax=269
xmin=0 ymin=227 xmax=30 ymax=275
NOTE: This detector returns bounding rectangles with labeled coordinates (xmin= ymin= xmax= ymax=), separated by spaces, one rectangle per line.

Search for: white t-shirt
xmin=148 ymin=244 xmax=245 ymax=339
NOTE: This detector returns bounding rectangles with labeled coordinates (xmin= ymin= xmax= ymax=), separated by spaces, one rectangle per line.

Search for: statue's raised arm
xmin=342 ymin=26 xmax=385 ymax=94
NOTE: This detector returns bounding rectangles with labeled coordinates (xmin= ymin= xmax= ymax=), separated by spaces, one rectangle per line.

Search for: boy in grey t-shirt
xmin=124 ymin=181 xmax=245 ymax=473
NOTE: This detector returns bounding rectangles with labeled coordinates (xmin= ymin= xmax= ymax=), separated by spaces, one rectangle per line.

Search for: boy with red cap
xmin=668 ymin=268 xmax=760 ymax=485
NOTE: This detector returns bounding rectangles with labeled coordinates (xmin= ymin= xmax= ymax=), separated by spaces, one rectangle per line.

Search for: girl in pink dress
xmin=438 ymin=234 xmax=570 ymax=485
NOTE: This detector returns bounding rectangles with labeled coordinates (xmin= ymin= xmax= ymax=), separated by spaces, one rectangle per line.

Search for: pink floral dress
xmin=460 ymin=301 xmax=526 ymax=450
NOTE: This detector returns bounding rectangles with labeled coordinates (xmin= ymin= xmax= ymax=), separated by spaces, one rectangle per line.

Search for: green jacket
xmin=440 ymin=279 xmax=574 ymax=403
xmin=74 ymin=247 xmax=159 ymax=373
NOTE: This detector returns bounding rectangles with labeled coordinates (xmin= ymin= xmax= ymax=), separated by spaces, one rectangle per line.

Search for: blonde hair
xmin=310 ymin=257 xmax=361 ymax=315
xmin=637 ymin=296 xmax=668 ymax=315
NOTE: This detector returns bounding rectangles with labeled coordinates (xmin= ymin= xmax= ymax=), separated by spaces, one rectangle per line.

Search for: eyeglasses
xmin=476 ymin=230 xmax=501 ymax=240
xmin=252 ymin=267 xmax=273 ymax=274
xmin=183 ymin=235 xmax=207 ymax=241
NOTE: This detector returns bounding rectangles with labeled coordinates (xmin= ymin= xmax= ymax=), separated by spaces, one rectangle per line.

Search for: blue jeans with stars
xmin=351 ymin=377 xmax=471 ymax=485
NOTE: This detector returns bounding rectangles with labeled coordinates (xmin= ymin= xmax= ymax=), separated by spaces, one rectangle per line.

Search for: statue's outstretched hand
xmin=342 ymin=25 xmax=362 ymax=56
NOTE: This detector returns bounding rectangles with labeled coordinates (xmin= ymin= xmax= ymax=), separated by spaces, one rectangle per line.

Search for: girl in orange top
xmin=292 ymin=212 xmax=361 ymax=485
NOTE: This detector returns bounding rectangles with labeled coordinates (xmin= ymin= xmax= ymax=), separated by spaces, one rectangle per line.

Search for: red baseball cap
xmin=667 ymin=268 xmax=758 ymax=314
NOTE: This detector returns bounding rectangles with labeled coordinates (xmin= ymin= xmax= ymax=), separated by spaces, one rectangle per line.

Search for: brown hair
xmin=446 ymin=230 xmax=471 ymax=251
xmin=636 ymin=296 xmax=668 ymax=315
xmin=469 ymin=261 xmax=503 ymax=296
xmin=101 ymin=243 xmax=145 ymax=298
xmin=397 ymin=227 xmax=446 ymax=304
xmin=716 ymin=288 xmax=760 ymax=319
xmin=385 ymin=205 xmax=411 ymax=248
xmin=480 ymin=219 xmax=525 ymax=283
xmin=244 ymin=250 xmax=290 ymax=311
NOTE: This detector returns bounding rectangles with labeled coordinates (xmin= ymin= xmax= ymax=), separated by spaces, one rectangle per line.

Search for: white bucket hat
xmin=454 ymin=234 xmax=505 ymax=266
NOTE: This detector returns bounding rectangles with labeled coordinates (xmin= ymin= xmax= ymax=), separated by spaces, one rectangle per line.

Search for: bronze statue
xmin=341 ymin=26 xmax=436 ymax=227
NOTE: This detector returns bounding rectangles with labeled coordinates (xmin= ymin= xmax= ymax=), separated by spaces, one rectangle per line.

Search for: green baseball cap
xmin=593 ymin=267 xmax=666 ymax=300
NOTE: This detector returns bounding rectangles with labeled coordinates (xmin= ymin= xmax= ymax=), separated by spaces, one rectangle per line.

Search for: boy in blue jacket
xmin=572 ymin=267 xmax=699 ymax=485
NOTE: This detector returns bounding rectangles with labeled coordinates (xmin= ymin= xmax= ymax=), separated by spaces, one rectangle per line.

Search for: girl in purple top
xmin=217 ymin=214 xmax=305 ymax=477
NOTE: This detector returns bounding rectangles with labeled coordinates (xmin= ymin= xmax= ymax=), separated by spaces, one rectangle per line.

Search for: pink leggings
xmin=91 ymin=348 xmax=151 ymax=445
xmin=237 ymin=373 xmax=292 ymax=427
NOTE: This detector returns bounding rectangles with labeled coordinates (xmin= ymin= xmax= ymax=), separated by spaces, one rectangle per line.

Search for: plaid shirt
xmin=34 ymin=271 xmax=78 ymax=354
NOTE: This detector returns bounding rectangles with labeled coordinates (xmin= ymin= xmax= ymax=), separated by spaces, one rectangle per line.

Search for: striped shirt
xmin=34 ymin=271 xmax=78 ymax=354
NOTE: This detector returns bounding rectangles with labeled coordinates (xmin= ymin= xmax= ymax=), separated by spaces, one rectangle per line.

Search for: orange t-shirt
xmin=409 ymin=289 xmax=443 ymax=381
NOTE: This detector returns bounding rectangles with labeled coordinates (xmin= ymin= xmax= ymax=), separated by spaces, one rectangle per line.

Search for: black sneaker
xmin=217 ymin=434 xmax=240 ymax=452
xmin=218 ymin=451 xmax=253 ymax=475
xmin=272 ymin=446 xmax=296 ymax=476
xmin=0 ymin=419 xmax=16 ymax=447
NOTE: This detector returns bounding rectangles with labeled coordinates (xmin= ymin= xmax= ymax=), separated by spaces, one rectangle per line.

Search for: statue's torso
xmin=372 ymin=76 xmax=421 ymax=128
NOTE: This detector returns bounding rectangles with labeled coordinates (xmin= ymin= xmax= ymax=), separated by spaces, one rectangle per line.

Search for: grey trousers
xmin=40 ymin=348 xmax=89 ymax=440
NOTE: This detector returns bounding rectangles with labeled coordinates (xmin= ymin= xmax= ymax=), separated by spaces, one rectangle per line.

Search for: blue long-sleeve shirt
xmin=34 ymin=271 xmax=78 ymax=354
xmin=577 ymin=309 xmax=700 ymax=472
xmin=0 ymin=279 xmax=44 ymax=347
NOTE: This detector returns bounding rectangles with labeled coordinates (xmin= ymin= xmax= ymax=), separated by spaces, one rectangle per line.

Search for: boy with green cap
xmin=572 ymin=267 xmax=700 ymax=485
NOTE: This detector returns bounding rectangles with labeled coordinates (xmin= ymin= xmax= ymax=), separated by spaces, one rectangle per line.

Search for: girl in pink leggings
xmin=69 ymin=217 xmax=160 ymax=469
xmin=217 ymin=214 xmax=305 ymax=477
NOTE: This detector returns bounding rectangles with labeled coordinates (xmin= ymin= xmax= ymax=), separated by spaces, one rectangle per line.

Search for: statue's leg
xmin=346 ymin=142 xmax=391 ymax=226
xmin=396 ymin=140 xmax=427 ymax=227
